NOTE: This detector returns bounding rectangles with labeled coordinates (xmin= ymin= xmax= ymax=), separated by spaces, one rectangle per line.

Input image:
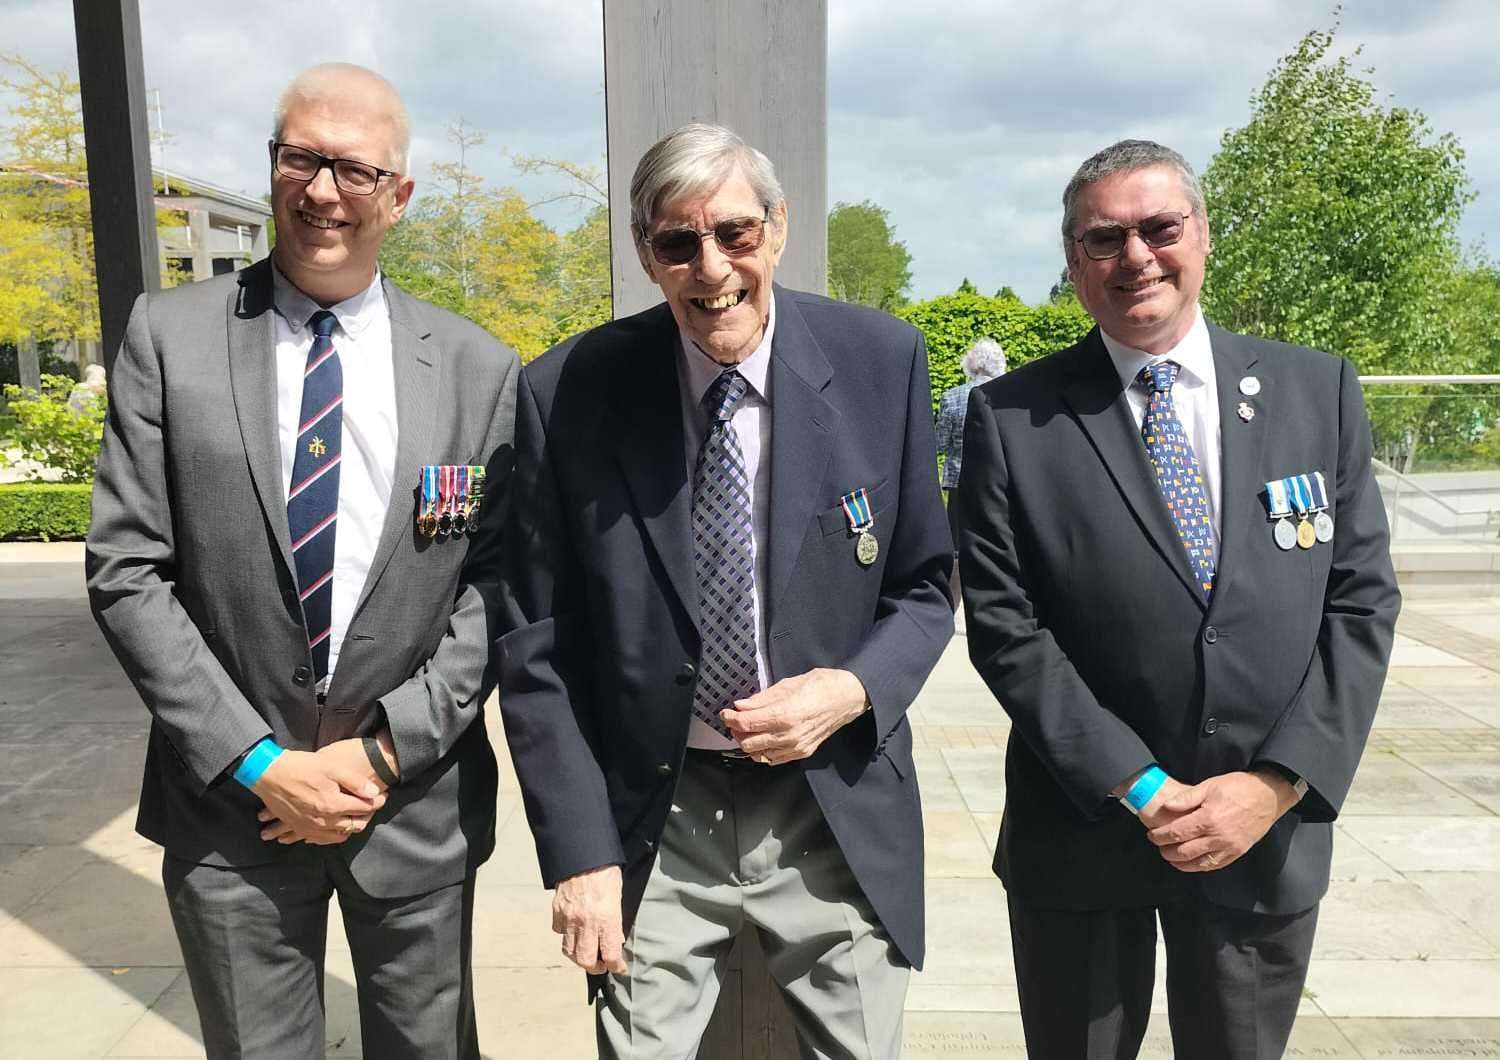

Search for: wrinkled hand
xmin=1146 ymin=770 xmax=1298 ymax=872
xmin=253 ymin=748 xmax=386 ymax=846
xmin=553 ymin=865 xmax=627 ymax=974
xmin=1136 ymin=775 xmax=1194 ymax=831
xmin=721 ymin=668 xmax=868 ymax=765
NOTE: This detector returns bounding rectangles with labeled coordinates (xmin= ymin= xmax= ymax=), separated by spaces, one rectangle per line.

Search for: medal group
xmin=1265 ymin=471 xmax=1334 ymax=551
xmin=418 ymin=464 xmax=486 ymax=539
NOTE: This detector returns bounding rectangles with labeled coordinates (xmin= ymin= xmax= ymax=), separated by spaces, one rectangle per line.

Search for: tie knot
xmin=1139 ymin=360 xmax=1181 ymax=395
xmin=705 ymin=370 xmax=749 ymax=423
xmin=308 ymin=310 xmax=338 ymax=340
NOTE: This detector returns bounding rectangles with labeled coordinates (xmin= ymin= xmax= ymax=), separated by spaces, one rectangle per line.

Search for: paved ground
xmin=2 ymin=549 xmax=1498 ymax=1058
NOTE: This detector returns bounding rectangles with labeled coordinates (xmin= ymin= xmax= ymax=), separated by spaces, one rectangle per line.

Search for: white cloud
xmin=1 ymin=0 xmax=1495 ymax=302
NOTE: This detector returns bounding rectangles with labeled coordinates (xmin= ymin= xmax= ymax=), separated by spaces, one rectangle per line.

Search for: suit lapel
xmin=226 ymin=260 xmax=295 ymax=577
xmin=1206 ymin=324 xmax=1269 ymax=606
xmin=608 ymin=311 xmax=701 ymax=633
xmin=347 ymin=280 xmax=439 ymax=621
xmin=1060 ymin=329 xmax=1204 ymax=607
xmin=766 ymin=290 xmax=838 ymax=622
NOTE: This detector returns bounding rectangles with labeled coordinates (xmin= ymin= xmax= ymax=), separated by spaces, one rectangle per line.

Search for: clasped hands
xmin=254 ymin=729 xmax=400 ymax=845
xmin=1136 ymin=769 xmax=1301 ymax=873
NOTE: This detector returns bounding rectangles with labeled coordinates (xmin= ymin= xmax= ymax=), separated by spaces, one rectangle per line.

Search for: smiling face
xmin=1066 ymin=164 xmax=1210 ymax=354
xmin=636 ymin=166 xmax=787 ymax=365
xmin=271 ymin=80 xmax=414 ymax=305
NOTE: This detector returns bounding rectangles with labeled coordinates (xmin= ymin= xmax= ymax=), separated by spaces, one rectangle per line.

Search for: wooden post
xmin=73 ymin=0 xmax=160 ymax=371
xmin=603 ymin=4 xmax=827 ymax=1055
xmin=604 ymin=0 xmax=828 ymax=318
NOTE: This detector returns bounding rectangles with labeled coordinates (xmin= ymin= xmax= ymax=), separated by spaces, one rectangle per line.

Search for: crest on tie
xmin=307 ymin=436 xmax=328 ymax=458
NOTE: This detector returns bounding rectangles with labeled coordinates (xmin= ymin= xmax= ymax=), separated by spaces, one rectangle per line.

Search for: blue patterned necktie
xmin=1139 ymin=361 xmax=1215 ymax=600
xmin=691 ymin=370 xmax=759 ymax=737
xmin=287 ymin=310 xmax=343 ymax=685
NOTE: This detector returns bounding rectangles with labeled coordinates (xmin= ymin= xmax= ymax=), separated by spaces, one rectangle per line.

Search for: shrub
xmin=0 ymin=373 xmax=105 ymax=483
xmin=0 ymin=481 xmax=92 ymax=540
xmin=897 ymin=291 xmax=1094 ymax=413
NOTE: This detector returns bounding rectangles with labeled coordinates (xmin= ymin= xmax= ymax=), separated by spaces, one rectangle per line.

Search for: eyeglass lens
xmin=1080 ymin=212 xmax=1188 ymax=259
xmin=650 ymin=216 xmax=766 ymax=265
xmin=275 ymin=145 xmax=381 ymax=194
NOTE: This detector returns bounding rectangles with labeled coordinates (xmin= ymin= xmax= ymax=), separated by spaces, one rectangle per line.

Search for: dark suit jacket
xmin=86 ymin=258 xmax=519 ymax=898
xmin=955 ymin=323 xmax=1399 ymax=915
xmin=497 ymin=286 xmax=953 ymax=968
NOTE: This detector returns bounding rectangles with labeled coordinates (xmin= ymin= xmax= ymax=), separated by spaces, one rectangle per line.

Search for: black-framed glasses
xmin=642 ymin=212 xmax=769 ymax=266
xmin=270 ymin=141 xmax=398 ymax=196
xmin=1073 ymin=209 xmax=1193 ymax=260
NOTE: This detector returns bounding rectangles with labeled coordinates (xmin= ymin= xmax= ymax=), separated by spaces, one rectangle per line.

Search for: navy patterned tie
xmin=287 ymin=310 xmax=342 ymax=684
xmin=691 ymin=370 xmax=759 ymax=737
xmin=1139 ymin=361 xmax=1216 ymax=600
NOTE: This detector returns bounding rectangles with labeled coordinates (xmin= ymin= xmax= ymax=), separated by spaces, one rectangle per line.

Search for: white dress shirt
xmin=677 ymin=296 xmax=776 ymax=750
xmin=273 ymin=266 xmax=399 ymax=685
xmin=1100 ymin=306 xmax=1223 ymax=550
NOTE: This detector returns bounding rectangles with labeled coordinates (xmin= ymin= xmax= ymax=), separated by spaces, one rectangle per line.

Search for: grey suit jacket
xmin=86 ymin=258 xmax=520 ymax=898
xmin=956 ymin=323 xmax=1399 ymax=915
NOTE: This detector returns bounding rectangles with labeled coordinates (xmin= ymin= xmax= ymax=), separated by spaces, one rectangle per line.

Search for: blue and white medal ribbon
xmin=1309 ymin=471 xmax=1334 ymax=543
xmin=840 ymin=488 xmax=879 ymax=566
xmin=1288 ymin=475 xmax=1316 ymax=549
xmin=1265 ymin=477 xmax=1296 ymax=551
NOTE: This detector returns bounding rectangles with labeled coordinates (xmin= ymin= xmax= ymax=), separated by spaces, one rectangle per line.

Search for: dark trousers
xmin=1007 ymin=894 xmax=1318 ymax=1060
xmin=163 ymin=851 xmax=478 ymax=1060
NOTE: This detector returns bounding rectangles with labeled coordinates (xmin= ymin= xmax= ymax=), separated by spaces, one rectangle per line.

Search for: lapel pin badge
xmin=1236 ymin=401 xmax=1255 ymax=422
xmin=1238 ymin=375 xmax=1261 ymax=397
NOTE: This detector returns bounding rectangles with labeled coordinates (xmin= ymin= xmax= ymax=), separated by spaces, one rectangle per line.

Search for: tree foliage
xmin=0 ymin=373 xmax=105 ymax=482
xmin=897 ymin=286 xmax=1093 ymax=413
xmin=827 ymin=200 xmax=912 ymax=311
xmin=378 ymin=122 xmax=611 ymax=361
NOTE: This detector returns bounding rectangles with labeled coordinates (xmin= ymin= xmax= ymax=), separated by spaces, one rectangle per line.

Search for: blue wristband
xmin=1122 ymin=765 xmax=1167 ymax=814
xmin=233 ymin=737 xmax=283 ymax=789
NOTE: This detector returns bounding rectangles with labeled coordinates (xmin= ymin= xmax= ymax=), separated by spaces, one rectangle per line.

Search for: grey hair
xmin=630 ymin=123 xmax=785 ymax=234
xmin=1060 ymin=139 xmax=1205 ymax=251
xmin=962 ymin=337 xmax=1007 ymax=381
xmin=272 ymin=63 xmax=411 ymax=173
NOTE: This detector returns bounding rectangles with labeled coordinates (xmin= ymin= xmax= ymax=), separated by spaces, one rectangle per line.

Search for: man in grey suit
xmin=86 ymin=63 xmax=518 ymax=1059
xmin=956 ymin=140 xmax=1399 ymax=1058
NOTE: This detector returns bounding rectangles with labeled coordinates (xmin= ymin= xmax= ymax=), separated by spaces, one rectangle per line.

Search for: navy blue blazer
xmin=956 ymin=323 xmax=1399 ymax=915
xmin=497 ymin=286 xmax=954 ymax=969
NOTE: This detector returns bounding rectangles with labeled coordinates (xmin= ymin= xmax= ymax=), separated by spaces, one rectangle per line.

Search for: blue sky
xmin=3 ymin=0 xmax=1496 ymax=305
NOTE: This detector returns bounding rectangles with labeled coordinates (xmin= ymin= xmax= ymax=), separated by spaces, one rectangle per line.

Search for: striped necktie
xmin=691 ymin=370 xmax=759 ymax=737
xmin=287 ymin=310 xmax=342 ymax=685
xmin=1139 ymin=360 xmax=1215 ymax=600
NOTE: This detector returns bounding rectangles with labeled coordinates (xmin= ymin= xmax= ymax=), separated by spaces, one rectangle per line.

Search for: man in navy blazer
xmin=499 ymin=123 xmax=953 ymax=1058
xmin=956 ymin=140 xmax=1399 ymax=1058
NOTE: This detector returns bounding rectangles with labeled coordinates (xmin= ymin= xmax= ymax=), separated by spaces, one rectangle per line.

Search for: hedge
xmin=0 ymin=482 xmax=92 ymax=541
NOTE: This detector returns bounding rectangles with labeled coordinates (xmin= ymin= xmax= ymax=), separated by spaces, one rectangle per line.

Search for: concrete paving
xmin=2 ymin=553 xmax=1498 ymax=1058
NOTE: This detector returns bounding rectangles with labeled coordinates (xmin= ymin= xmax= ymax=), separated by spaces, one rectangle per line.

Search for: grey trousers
xmin=597 ymin=751 xmax=910 ymax=1060
xmin=1008 ymin=893 xmax=1319 ymax=1060
xmin=163 ymin=850 xmax=478 ymax=1060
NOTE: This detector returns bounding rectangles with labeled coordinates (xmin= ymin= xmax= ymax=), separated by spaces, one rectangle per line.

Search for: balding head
xmin=273 ymin=63 xmax=410 ymax=172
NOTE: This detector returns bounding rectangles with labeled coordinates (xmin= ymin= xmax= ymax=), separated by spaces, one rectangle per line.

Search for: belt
xmin=685 ymin=746 xmax=764 ymax=767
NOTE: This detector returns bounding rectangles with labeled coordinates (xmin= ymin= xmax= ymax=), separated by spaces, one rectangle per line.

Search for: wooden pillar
xmin=603 ymin=5 xmax=828 ymax=1055
xmin=73 ymin=0 xmax=160 ymax=371
xmin=604 ymin=0 xmax=828 ymax=318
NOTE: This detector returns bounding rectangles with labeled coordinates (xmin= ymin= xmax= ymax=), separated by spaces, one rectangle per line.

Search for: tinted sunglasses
xmin=1073 ymin=209 xmax=1193 ymax=260
xmin=642 ymin=212 xmax=769 ymax=266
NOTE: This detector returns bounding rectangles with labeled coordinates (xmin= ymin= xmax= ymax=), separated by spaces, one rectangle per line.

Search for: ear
xmin=390 ymin=175 xmax=416 ymax=223
xmin=1064 ymin=242 xmax=1081 ymax=287
xmin=633 ymin=226 xmax=660 ymax=285
xmin=768 ymin=202 xmax=789 ymax=266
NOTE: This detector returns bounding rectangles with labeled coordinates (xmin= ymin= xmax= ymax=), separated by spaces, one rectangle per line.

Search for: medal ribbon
xmin=840 ymin=488 xmax=874 ymax=533
xmin=1264 ymin=479 xmax=1292 ymax=519
xmin=1309 ymin=471 xmax=1330 ymax=511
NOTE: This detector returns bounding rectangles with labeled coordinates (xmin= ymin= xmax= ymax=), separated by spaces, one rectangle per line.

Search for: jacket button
xmin=1203 ymin=717 xmax=1220 ymax=735
xmin=292 ymin=666 xmax=312 ymax=687
xmin=656 ymin=762 xmax=674 ymax=778
xmin=1203 ymin=626 xmax=1219 ymax=644
xmin=675 ymin=662 xmax=696 ymax=684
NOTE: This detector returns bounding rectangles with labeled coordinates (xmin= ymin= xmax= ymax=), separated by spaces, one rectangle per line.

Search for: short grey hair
xmin=1060 ymin=139 xmax=1205 ymax=251
xmin=630 ymin=123 xmax=785 ymax=234
xmin=272 ymin=63 xmax=411 ymax=173
xmin=962 ymin=338 xmax=1006 ymax=381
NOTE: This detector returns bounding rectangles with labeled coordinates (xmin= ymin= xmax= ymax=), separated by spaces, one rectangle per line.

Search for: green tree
xmin=827 ymin=200 xmax=912 ymax=310
xmin=1200 ymin=20 xmax=1492 ymax=468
